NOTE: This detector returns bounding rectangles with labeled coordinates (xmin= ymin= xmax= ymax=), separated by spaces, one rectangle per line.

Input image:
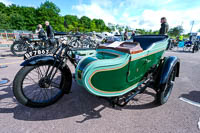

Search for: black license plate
xmin=24 ymin=49 xmax=50 ymax=60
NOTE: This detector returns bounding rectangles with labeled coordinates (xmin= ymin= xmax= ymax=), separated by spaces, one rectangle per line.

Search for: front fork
xmin=44 ymin=57 xmax=67 ymax=84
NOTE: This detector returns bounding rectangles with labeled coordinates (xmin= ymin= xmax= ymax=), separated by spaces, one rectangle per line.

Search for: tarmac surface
xmin=0 ymin=47 xmax=199 ymax=133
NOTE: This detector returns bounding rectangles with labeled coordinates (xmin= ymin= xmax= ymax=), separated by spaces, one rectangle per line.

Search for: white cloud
xmin=72 ymin=3 xmax=117 ymax=24
xmin=0 ymin=0 xmax=12 ymax=6
xmin=91 ymin=0 xmax=112 ymax=7
xmin=122 ymin=8 xmax=200 ymax=33
xmin=72 ymin=0 xmax=200 ymax=33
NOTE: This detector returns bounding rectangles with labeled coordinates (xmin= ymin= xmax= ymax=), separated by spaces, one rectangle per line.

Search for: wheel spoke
xmin=51 ymin=81 xmax=60 ymax=88
xmin=36 ymin=67 xmax=44 ymax=79
xmin=26 ymin=75 xmax=37 ymax=84
xmin=22 ymin=64 xmax=64 ymax=104
xmin=42 ymin=88 xmax=50 ymax=100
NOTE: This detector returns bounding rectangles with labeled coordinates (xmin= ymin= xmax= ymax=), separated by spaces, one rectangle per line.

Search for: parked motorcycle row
xmin=10 ymin=32 xmax=102 ymax=57
xmin=167 ymin=36 xmax=200 ymax=53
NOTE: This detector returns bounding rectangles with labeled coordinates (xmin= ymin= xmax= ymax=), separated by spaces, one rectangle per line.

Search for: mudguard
xmin=21 ymin=55 xmax=57 ymax=66
xmin=20 ymin=55 xmax=71 ymax=75
xmin=159 ymin=56 xmax=180 ymax=84
xmin=20 ymin=55 xmax=72 ymax=94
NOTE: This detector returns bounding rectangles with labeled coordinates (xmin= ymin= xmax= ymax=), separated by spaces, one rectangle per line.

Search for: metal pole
xmin=181 ymin=21 xmax=183 ymax=27
xmin=190 ymin=21 xmax=194 ymax=33
xmin=5 ymin=30 xmax=8 ymax=41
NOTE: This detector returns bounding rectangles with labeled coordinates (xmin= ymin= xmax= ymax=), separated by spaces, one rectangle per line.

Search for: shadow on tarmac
xmin=0 ymin=80 xmax=159 ymax=123
xmin=180 ymin=91 xmax=200 ymax=103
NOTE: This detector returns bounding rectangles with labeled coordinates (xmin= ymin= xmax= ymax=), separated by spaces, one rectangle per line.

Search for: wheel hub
xmin=38 ymin=78 xmax=50 ymax=88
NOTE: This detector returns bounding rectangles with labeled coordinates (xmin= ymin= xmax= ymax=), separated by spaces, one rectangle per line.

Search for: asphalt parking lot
xmin=0 ymin=47 xmax=199 ymax=133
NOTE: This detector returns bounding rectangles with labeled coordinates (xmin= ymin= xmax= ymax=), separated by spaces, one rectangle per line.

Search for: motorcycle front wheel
xmin=13 ymin=62 xmax=72 ymax=108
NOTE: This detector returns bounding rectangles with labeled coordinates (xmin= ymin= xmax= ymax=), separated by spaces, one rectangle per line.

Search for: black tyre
xmin=192 ymin=43 xmax=198 ymax=53
xmin=13 ymin=63 xmax=72 ymax=108
xmin=156 ymin=68 xmax=176 ymax=105
xmin=10 ymin=41 xmax=28 ymax=56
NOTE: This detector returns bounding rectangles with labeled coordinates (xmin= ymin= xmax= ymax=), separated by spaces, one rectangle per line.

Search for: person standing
xmin=124 ymin=31 xmax=128 ymax=41
xmin=179 ymin=34 xmax=183 ymax=41
xmin=159 ymin=17 xmax=169 ymax=35
xmin=35 ymin=24 xmax=46 ymax=40
xmin=45 ymin=21 xmax=54 ymax=38
xmin=131 ymin=30 xmax=135 ymax=42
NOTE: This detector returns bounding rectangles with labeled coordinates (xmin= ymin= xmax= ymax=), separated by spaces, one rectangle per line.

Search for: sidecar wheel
xmin=13 ymin=63 xmax=72 ymax=108
xmin=156 ymin=68 xmax=175 ymax=105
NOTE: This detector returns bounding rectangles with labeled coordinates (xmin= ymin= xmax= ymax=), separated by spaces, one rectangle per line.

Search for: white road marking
xmin=0 ymin=56 xmax=22 ymax=59
xmin=179 ymin=97 xmax=200 ymax=108
xmin=0 ymin=61 xmax=21 ymax=65
xmin=179 ymin=97 xmax=200 ymax=130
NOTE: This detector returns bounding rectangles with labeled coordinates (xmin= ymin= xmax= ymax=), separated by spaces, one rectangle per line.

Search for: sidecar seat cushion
xmin=98 ymin=42 xmax=143 ymax=54
xmin=118 ymin=42 xmax=143 ymax=54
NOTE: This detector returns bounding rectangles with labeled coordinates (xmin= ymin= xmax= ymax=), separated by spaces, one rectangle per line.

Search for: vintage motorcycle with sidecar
xmin=13 ymin=35 xmax=180 ymax=108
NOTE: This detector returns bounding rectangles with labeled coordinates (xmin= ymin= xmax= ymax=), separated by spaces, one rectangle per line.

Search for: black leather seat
xmin=134 ymin=35 xmax=168 ymax=50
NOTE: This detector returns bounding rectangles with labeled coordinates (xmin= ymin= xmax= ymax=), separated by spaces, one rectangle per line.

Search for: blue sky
xmin=1 ymin=0 xmax=200 ymax=33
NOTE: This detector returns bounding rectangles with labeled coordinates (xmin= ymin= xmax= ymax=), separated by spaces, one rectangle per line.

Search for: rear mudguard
xmin=20 ymin=55 xmax=71 ymax=75
xmin=159 ymin=56 xmax=180 ymax=85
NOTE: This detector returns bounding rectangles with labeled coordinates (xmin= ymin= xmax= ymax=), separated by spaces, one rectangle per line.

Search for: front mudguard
xmin=20 ymin=55 xmax=72 ymax=93
xmin=159 ymin=56 xmax=180 ymax=85
xmin=21 ymin=55 xmax=57 ymax=66
xmin=21 ymin=55 xmax=71 ymax=75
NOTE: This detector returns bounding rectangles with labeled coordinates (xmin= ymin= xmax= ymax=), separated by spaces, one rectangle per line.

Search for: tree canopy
xmin=0 ymin=1 xmax=190 ymax=37
xmin=0 ymin=1 xmax=110 ymax=33
xmin=168 ymin=26 xmax=184 ymax=37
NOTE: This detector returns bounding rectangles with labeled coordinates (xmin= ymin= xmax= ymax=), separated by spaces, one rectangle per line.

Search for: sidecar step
xmin=116 ymin=86 xmax=148 ymax=107
xmin=112 ymin=80 xmax=151 ymax=107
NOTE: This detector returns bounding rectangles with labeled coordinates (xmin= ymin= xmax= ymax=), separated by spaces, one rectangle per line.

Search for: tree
xmin=64 ymin=15 xmax=79 ymax=26
xmin=64 ymin=15 xmax=79 ymax=31
xmin=10 ymin=13 xmax=25 ymax=30
xmin=0 ymin=2 xmax=6 ymax=13
xmin=80 ymin=16 xmax=91 ymax=31
xmin=0 ymin=12 xmax=10 ymax=29
xmin=90 ymin=20 xmax=97 ymax=31
xmin=168 ymin=26 xmax=184 ymax=37
xmin=0 ymin=1 xmax=110 ymax=32
xmin=39 ymin=1 xmax=60 ymax=14
xmin=36 ymin=1 xmax=65 ymax=31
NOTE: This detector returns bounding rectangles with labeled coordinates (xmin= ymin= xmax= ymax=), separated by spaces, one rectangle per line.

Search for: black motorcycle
xmin=13 ymin=40 xmax=96 ymax=107
xmin=11 ymin=34 xmax=58 ymax=56
xmin=192 ymin=41 xmax=200 ymax=53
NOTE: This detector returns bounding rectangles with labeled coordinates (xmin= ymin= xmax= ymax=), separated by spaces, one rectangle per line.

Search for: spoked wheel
xmin=13 ymin=63 xmax=72 ymax=108
xmin=156 ymin=68 xmax=176 ymax=105
xmin=10 ymin=41 xmax=28 ymax=56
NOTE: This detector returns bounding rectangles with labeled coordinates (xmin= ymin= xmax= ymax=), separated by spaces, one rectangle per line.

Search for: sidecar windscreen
xmin=134 ymin=35 xmax=168 ymax=50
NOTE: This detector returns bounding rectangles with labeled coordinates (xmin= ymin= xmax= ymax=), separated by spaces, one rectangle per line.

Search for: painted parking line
xmin=0 ymin=57 xmax=23 ymax=59
xmin=179 ymin=97 xmax=200 ymax=130
xmin=0 ymin=61 xmax=21 ymax=66
xmin=179 ymin=97 xmax=200 ymax=108
xmin=0 ymin=78 xmax=9 ymax=85
xmin=0 ymin=65 xmax=8 ymax=68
